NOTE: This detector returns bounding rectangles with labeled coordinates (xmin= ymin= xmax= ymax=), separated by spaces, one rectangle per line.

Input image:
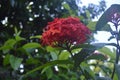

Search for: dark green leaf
xmin=86 ymin=53 xmax=107 ymax=61
xmin=46 ymin=67 xmax=53 ymax=79
xmin=91 ymin=43 xmax=106 ymax=49
xmin=24 ymin=60 xmax=73 ymax=77
xmin=95 ymin=4 xmax=120 ymax=31
xmin=73 ymin=43 xmax=105 ymax=67
xmin=26 ymin=58 xmax=40 ymax=65
xmin=3 ymin=54 xmax=10 ymax=66
xmin=106 ymin=43 xmax=118 ymax=47
xmin=71 ymin=44 xmax=94 ymax=50
xmin=73 ymin=48 xmax=95 ymax=67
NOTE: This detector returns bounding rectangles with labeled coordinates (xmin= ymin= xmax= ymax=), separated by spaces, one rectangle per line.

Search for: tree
xmin=1 ymin=0 xmax=119 ymax=80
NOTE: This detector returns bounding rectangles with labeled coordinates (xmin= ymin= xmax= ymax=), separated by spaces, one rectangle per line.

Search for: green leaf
xmin=113 ymin=73 xmax=119 ymax=80
xmin=22 ymin=43 xmax=41 ymax=54
xmin=9 ymin=55 xmax=23 ymax=70
xmin=87 ymin=21 xmax=97 ymax=31
xmin=99 ymin=65 xmax=112 ymax=74
xmin=45 ymin=67 xmax=53 ymax=79
xmin=73 ymin=48 xmax=95 ymax=67
xmin=98 ymin=47 xmax=116 ymax=60
xmin=50 ymin=52 xmax=58 ymax=60
xmin=41 ymin=66 xmax=50 ymax=74
xmin=26 ymin=58 xmax=40 ymax=65
xmin=15 ymin=36 xmax=25 ymax=42
xmin=30 ymin=35 xmax=42 ymax=39
xmin=0 ymin=39 xmax=16 ymax=52
xmin=73 ymin=43 xmax=105 ymax=67
xmin=63 ymin=3 xmax=70 ymax=10
xmin=22 ymin=42 xmax=41 ymax=49
xmin=91 ymin=43 xmax=106 ymax=49
xmin=81 ymin=62 xmax=95 ymax=79
xmin=86 ymin=10 xmax=91 ymax=19
xmin=59 ymin=51 xmax=69 ymax=60
xmin=14 ymin=27 xmax=22 ymax=36
xmin=3 ymin=54 xmax=10 ymax=66
xmin=4 ymin=39 xmax=16 ymax=47
xmin=86 ymin=53 xmax=107 ymax=61
xmin=71 ymin=44 xmax=94 ymax=50
xmin=95 ymin=4 xmax=120 ymax=31
xmin=24 ymin=60 xmax=73 ymax=77
xmin=46 ymin=46 xmax=63 ymax=52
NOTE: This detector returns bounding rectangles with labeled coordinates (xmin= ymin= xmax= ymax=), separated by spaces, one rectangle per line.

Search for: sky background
xmin=80 ymin=0 xmax=120 ymax=43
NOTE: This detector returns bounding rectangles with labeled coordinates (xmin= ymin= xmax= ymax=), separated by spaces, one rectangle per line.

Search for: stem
xmin=66 ymin=43 xmax=89 ymax=80
xmin=111 ymin=24 xmax=120 ymax=79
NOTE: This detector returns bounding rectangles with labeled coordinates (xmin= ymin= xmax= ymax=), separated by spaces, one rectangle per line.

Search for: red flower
xmin=41 ymin=17 xmax=91 ymax=46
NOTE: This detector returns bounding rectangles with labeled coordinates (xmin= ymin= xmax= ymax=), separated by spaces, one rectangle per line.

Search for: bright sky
xmin=80 ymin=0 xmax=120 ymax=43
xmin=80 ymin=0 xmax=120 ymax=8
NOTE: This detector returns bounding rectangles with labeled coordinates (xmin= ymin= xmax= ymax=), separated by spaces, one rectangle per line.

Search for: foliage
xmin=0 ymin=0 xmax=120 ymax=80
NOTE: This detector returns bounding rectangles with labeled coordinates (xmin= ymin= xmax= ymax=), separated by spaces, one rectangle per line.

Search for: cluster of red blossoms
xmin=41 ymin=17 xmax=91 ymax=46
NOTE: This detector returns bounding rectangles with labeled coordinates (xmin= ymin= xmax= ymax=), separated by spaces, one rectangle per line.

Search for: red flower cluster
xmin=41 ymin=17 xmax=91 ymax=46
